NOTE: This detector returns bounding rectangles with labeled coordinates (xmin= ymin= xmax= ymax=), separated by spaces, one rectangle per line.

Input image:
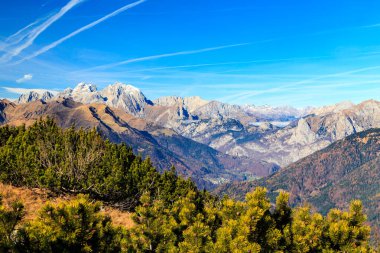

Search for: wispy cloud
xmin=3 ymin=87 xmax=59 ymax=95
xmin=114 ymin=55 xmax=330 ymax=74
xmin=16 ymin=0 xmax=146 ymax=64
xmin=0 ymin=0 xmax=84 ymax=63
xmin=16 ymin=74 xmax=33 ymax=83
xmin=0 ymin=19 xmax=42 ymax=52
xmin=361 ymin=23 xmax=380 ymax=28
xmin=217 ymin=65 xmax=380 ymax=103
xmin=80 ymin=43 xmax=250 ymax=71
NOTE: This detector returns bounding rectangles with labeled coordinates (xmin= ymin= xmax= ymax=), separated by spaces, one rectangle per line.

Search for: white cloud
xmin=16 ymin=74 xmax=33 ymax=83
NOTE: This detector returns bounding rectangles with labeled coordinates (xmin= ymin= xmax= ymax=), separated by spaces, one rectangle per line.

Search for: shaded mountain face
xmin=0 ymin=98 xmax=277 ymax=190
xmin=214 ymin=128 xmax=380 ymax=228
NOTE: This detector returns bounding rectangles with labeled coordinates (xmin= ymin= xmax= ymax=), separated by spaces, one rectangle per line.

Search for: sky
xmin=1 ymin=0 xmax=380 ymax=107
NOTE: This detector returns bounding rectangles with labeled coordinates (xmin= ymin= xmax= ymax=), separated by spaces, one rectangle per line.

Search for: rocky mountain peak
xmin=73 ymin=82 xmax=97 ymax=93
xmin=17 ymin=90 xmax=55 ymax=104
xmin=310 ymin=100 xmax=355 ymax=115
xmin=154 ymin=96 xmax=184 ymax=107
xmin=102 ymin=82 xmax=144 ymax=98
xmin=100 ymin=82 xmax=151 ymax=116
xmin=194 ymin=101 xmax=244 ymax=120
xmin=154 ymin=96 xmax=208 ymax=113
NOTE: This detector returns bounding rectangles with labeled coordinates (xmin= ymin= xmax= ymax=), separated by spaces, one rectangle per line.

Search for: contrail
xmin=16 ymin=0 xmax=146 ymax=64
xmin=80 ymin=43 xmax=250 ymax=72
xmin=0 ymin=18 xmax=42 ymax=51
xmin=119 ymin=56 xmax=329 ymax=73
xmin=0 ymin=0 xmax=84 ymax=63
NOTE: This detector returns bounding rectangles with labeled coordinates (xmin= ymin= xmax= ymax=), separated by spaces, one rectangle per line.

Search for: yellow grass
xmin=0 ymin=183 xmax=134 ymax=228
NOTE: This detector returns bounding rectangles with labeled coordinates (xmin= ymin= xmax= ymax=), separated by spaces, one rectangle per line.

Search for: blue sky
xmin=1 ymin=0 xmax=380 ymax=107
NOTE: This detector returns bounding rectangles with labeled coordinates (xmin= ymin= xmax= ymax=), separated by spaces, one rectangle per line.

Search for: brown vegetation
xmin=0 ymin=183 xmax=134 ymax=228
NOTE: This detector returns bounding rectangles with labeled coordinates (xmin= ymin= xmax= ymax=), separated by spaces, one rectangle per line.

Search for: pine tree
xmin=16 ymin=195 xmax=124 ymax=253
xmin=0 ymin=195 xmax=24 ymax=252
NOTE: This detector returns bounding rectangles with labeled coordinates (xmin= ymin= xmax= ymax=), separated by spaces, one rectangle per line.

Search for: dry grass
xmin=103 ymin=206 xmax=135 ymax=229
xmin=0 ymin=183 xmax=134 ymax=228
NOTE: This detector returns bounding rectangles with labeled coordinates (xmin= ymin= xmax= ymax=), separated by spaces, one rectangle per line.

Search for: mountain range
xmin=8 ymin=82 xmax=380 ymax=190
xmin=214 ymin=128 xmax=380 ymax=234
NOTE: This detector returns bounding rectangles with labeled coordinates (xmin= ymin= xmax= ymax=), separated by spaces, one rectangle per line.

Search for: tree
xmin=0 ymin=195 xmax=24 ymax=252
xmin=323 ymin=200 xmax=372 ymax=252
xmin=16 ymin=195 xmax=125 ymax=253
xmin=129 ymin=192 xmax=179 ymax=252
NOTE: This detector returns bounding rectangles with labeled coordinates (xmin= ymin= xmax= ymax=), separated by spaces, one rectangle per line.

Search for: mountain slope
xmin=214 ymin=128 xmax=380 ymax=228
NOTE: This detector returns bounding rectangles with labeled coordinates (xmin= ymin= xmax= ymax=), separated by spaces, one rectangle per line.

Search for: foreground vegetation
xmin=0 ymin=119 xmax=377 ymax=252
xmin=0 ymin=119 xmax=199 ymax=211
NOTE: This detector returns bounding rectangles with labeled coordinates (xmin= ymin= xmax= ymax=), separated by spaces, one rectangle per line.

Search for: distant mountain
xmin=242 ymin=104 xmax=311 ymax=122
xmin=0 ymin=98 xmax=277 ymax=190
xmin=214 ymin=128 xmax=380 ymax=229
xmin=16 ymin=91 xmax=55 ymax=104
xmin=154 ymin=96 xmax=208 ymax=115
xmin=213 ymin=100 xmax=380 ymax=167
xmin=56 ymin=82 xmax=153 ymax=116
xmin=308 ymin=100 xmax=355 ymax=115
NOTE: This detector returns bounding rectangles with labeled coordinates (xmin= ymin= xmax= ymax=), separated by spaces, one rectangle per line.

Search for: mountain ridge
xmin=12 ymin=83 xmax=380 ymax=188
xmin=1 ymin=97 xmax=278 ymax=189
